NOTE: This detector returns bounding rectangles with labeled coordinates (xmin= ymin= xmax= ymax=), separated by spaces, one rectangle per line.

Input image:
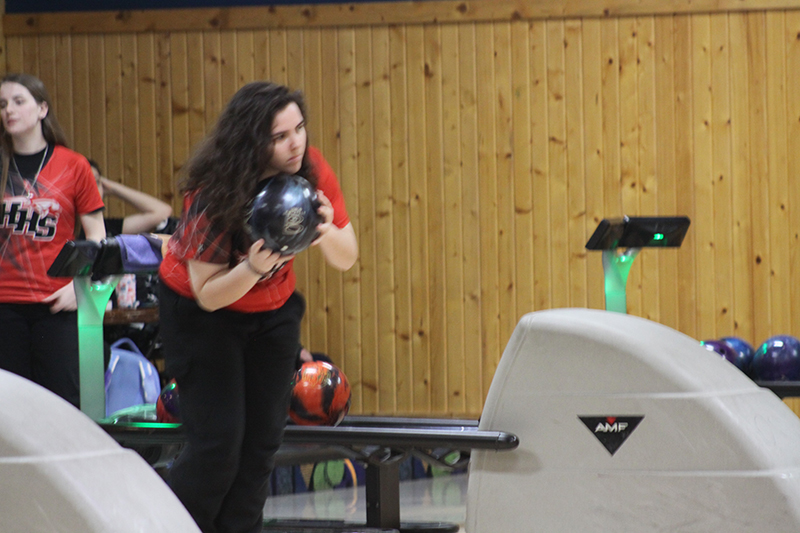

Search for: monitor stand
xmin=586 ymin=216 xmax=691 ymax=314
xmin=601 ymin=248 xmax=640 ymax=314
xmin=74 ymin=277 xmax=118 ymax=420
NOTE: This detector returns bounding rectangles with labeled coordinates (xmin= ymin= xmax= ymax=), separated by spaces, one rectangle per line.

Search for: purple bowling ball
xmin=700 ymin=340 xmax=741 ymax=369
xmin=751 ymin=335 xmax=800 ymax=381
xmin=719 ymin=336 xmax=755 ymax=374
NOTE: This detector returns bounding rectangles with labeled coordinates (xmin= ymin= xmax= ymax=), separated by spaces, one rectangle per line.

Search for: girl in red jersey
xmin=158 ymin=82 xmax=358 ymax=533
xmin=0 ymin=73 xmax=105 ymax=408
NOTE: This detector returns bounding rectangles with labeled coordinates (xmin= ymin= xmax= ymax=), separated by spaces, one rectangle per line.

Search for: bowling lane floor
xmin=262 ymin=472 xmax=468 ymax=532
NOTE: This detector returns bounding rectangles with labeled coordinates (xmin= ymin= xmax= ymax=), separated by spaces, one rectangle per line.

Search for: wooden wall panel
xmin=637 ymin=16 xmax=658 ymax=322
xmin=387 ymin=25 xmax=413 ymax=414
xmin=459 ymin=23 xmax=483 ymax=414
xmin=729 ymin=13 xmax=755 ymax=344
xmin=440 ymin=23 xmax=463 ymax=414
xmin=7 ymin=5 xmax=800 ymax=417
xmin=710 ymin=14 xmax=734 ymax=337
xmin=582 ymin=19 xmax=606 ymax=314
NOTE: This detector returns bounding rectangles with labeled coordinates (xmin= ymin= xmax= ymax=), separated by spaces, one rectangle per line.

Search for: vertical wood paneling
xmin=104 ymin=35 xmax=123 ymax=215
xmin=296 ymin=28 xmax=320 ymax=351
xmin=169 ymin=32 xmax=189 ymax=214
xmin=5 ymin=36 xmax=23 ymax=72
xmin=71 ymin=35 xmax=90 ymax=156
xmin=219 ymin=31 xmax=238 ymax=106
xmin=371 ymin=26 xmax=396 ymax=413
xmin=582 ymin=19 xmax=606 ymax=312
xmin=202 ymin=31 xmax=221 ymax=132
xmin=692 ymin=15 xmax=715 ymax=339
xmin=317 ymin=28 xmax=340 ymax=359
xmin=137 ymin=33 xmax=157 ymax=203
xmin=494 ymin=22 xmax=516 ymax=358
xmin=155 ymin=32 xmax=173 ymax=207
xmin=674 ymin=15 xmax=697 ymax=338
xmin=765 ymin=12 xmax=790 ymax=336
xmin=747 ymin=12 xmax=771 ymax=344
xmin=37 ymin=36 xmax=56 ymax=121
xmin=120 ymin=34 xmax=139 ymax=217
xmin=511 ymin=21 xmax=533 ymax=319
xmin=405 ymin=25 xmax=431 ymax=412
xmin=637 ymin=17 xmax=659 ymax=322
xmin=459 ymin=23 xmax=482 ymax=414
xmin=10 ymin=7 xmax=800 ymax=417
xmin=253 ymin=30 xmax=269 ymax=81
xmin=618 ymin=17 xmax=641 ymax=315
xmin=54 ymin=36 xmax=73 ymax=146
xmin=787 ymin=12 xmax=800 ymax=416
xmin=186 ymin=32 xmax=205 ymax=150
xmin=87 ymin=34 xmax=106 ymax=175
xmin=475 ymin=21 xmax=500 ymax=400
xmin=546 ymin=21 xmax=569 ymax=311
xmin=654 ymin=16 xmax=680 ymax=331
xmin=388 ymin=25 xmax=413 ymax=413
xmin=337 ymin=28 xmax=361 ymax=410
xmin=530 ymin=20 xmax=550 ymax=314
xmin=285 ymin=30 xmax=303 ymax=92
xmin=788 ymin=12 xmax=800 ymax=346
xmin=423 ymin=24 xmax=446 ymax=413
xmin=306 ymin=30 xmax=338 ymax=356
xmin=440 ymin=23 xmax=464 ymax=413
xmin=235 ymin=31 xmax=254 ymax=86
xmin=710 ymin=14 xmax=734 ymax=337
xmin=354 ymin=26 xmax=377 ymax=412
xmin=269 ymin=29 xmax=287 ymax=85
xmin=565 ymin=19 xmax=587 ymax=310
xmin=600 ymin=18 xmax=622 ymax=295
xmin=21 ymin=36 xmax=38 ymax=78
xmin=729 ymin=13 xmax=755 ymax=342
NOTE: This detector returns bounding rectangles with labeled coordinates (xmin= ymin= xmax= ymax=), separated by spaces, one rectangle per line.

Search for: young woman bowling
xmin=157 ymin=81 xmax=358 ymax=533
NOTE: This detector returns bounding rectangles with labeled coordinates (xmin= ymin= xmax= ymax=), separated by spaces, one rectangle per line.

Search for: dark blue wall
xmin=6 ymin=0 xmax=410 ymax=14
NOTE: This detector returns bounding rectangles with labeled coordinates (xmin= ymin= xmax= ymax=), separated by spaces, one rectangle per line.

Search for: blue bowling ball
xmin=719 ymin=336 xmax=755 ymax=374
xmin=700 ymin=340 xmax=742 ymax=369
xmin=751 ymin=335 xmax=800 ymax=381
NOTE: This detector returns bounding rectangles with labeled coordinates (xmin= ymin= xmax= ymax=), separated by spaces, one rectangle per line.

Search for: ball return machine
xmin=47 ymin=236 xmax=519 ymax=533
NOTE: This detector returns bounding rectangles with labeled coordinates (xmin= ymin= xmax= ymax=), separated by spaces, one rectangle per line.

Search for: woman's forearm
xmin=317 ymin=222 xmax=358 ymax=271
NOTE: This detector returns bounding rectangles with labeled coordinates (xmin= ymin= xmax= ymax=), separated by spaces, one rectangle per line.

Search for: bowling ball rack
xmin=101 ymin=415 xmax=519 ymax=533
xmin=754 ymin=381 xmax=800 ymax=399
xmin=49 ymin=239 xmax=520 ymax=532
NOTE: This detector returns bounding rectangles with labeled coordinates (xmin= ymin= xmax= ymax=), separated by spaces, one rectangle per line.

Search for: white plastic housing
xmin=0 ymin=369 xmax=199 ymax=533
xmin=467 ymin=309 xmax=800 ymax=532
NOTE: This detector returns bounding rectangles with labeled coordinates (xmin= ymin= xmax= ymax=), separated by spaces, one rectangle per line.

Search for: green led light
xmin=653 ymin=233 xmax=665 ymax=241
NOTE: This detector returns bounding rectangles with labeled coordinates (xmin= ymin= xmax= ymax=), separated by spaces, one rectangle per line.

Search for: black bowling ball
xmin=248 ymin=174 xmax=322 ymax=256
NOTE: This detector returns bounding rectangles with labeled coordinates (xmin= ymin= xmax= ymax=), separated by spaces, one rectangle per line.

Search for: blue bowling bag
xmin=104 ymin=338 xmax=161 ymax=417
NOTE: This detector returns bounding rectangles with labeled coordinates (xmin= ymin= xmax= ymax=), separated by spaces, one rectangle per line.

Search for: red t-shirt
xmin=159 ymin=146 xmax=350 ymax=313
xmin=0 ymin=145 xmax=104 ymax=303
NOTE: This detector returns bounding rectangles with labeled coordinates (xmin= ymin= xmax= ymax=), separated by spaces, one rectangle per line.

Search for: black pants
xmin=0 ymin=303 xmax=80 ymax=407
xmin=158 ymin=282 xmax=303 ymax=533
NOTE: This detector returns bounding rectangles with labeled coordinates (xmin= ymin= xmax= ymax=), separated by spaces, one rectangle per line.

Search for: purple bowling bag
xmin=104 ymin=338 xmax=161 ymax=417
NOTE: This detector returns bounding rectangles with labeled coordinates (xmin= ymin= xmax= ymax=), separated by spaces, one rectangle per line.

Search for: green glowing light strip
xmin=601 ymin=248 xmax=640 ymax=314
xmin=74 ymin=276 xmax=118 ymax=421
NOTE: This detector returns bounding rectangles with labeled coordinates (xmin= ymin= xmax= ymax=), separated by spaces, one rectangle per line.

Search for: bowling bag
xmin=104 ymin=338 xmax=161 ymax=417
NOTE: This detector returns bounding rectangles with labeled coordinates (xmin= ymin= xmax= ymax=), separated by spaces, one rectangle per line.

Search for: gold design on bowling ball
xmin=283 ymin=206 xmax=305 ymax=236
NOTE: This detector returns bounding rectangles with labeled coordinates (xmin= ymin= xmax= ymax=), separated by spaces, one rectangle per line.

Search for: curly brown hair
xmin=181 ymin=81 xmax=314 ymax=240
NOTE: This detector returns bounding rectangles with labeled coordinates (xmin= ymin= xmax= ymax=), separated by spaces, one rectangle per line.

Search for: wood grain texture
xmin=8 ymin=0 xmax=800 ymax=35
xmin=8 ymin=5 xmax=800 ymax=418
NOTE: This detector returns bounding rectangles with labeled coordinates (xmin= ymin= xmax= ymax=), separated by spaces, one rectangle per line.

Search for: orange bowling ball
xmin=289 ymin=361 xmax=351 ymax=426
